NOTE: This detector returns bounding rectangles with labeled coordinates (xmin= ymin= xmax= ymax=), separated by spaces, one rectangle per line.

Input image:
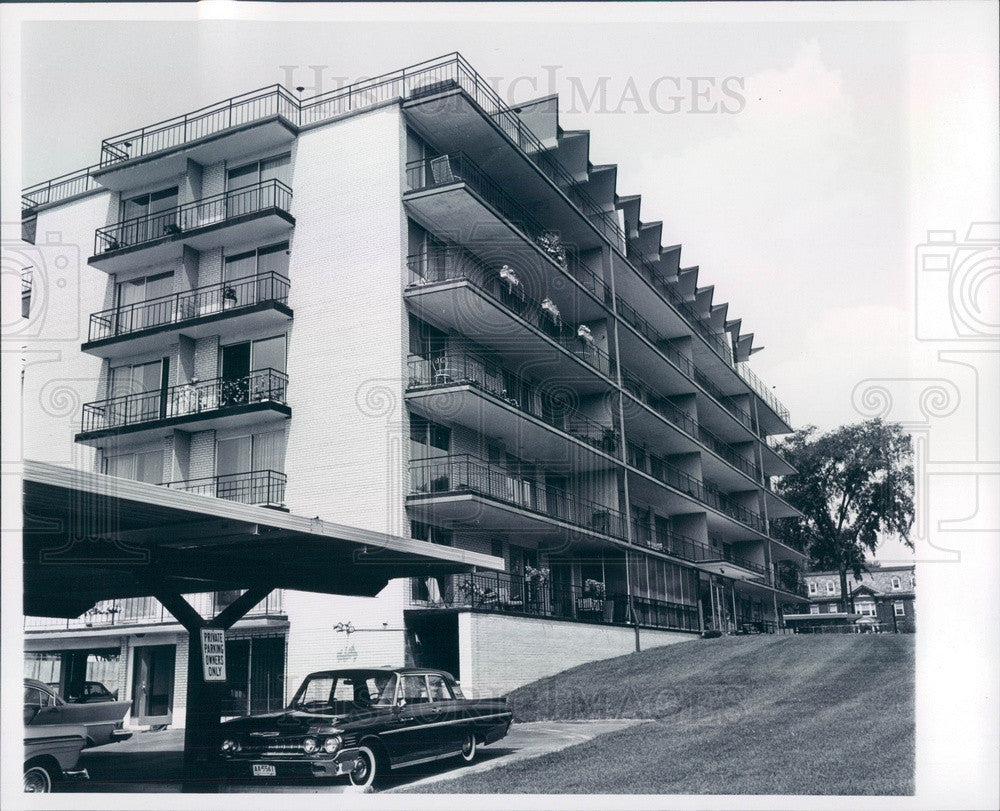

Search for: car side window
xmin=367 ymin=675 xmax=397 ymax=706
xmin=400 ymin=674 xmax=429 ymax=704
xmin=427 ymin=675 xmax=453 ymax=701
xmin=24 ymin=686 xmax=43 ymax=706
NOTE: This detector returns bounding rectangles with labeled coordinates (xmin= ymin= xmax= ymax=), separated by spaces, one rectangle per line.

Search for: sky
xmin=9 ymin=4 xmax=1000 ymax=567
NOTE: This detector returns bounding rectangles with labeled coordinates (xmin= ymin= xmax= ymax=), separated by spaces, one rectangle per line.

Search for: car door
xmin=425 ymin=674 xmax=464 ymax=754
xmin=387 ymin=673 xmax=438 ymax=765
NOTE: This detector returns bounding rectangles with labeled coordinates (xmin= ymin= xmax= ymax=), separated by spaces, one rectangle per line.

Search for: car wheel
xmin=460 ymin=731 xmax=477 ymax=763
xmin=348 ymin=745 xmax=382 ymax=789
xmin=24 ymin=764 xmax=53 ymax=793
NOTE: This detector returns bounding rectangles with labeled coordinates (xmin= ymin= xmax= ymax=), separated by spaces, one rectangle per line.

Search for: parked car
xmin=216 ymin=667 xmax=512 ymax=788
xmin=48 ymin=680 xmax=119 ymax=703
xmin=24 ymin=679 xmax=132 ymax=748
xmin=24 ymin=724 xmax=90 ymax=792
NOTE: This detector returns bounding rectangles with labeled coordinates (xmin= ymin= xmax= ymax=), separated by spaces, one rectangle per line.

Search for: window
xmin=400 ymin=674 xmax=429 ymax=704
xmin=409 ymin=416 xmax=450 ymax=459
xmin=108 ymin=359 xmax=167 ymax=425
xmin=828 ymin=604 xmax=840 ymax=613
xmin=21 ymin=268 xmax=32 ymax=318
xmin=116 ymin=271 xmax=174 ymax=330
xmin=219 ymin=335 xmax=287 ymax=405
xmin=217 ymin=430 xmax=286 ymax=477
xmin=228 ymin=153 xmax=291 ymax=190
xmin=104 ymin=450 xmax=164 ymax=484
xmin=808 ymin=581 xmax=818 ymax=595
xmin=224 ymin=242 xmax=290 ymax=286
xmin=121 ymin=187 xmax=179 ymax=244
xmin=910 ymin=574 xmax=916 ymax=588
xmin=891 ymin=576 xmax=901 ymax=590
xmin=809 ymin=605 xmax=820 ymax=615
xmin=894 ymin=602 xmax=906 ymax=616
xmin=426 ymin=675 xmax=453 ymax=702
xmin=857 ymin=602 xmax=877 ymax=617
xmin=410 ymin=521 xmax=452 ymax=545
xmin=826 ymin=580 xmax=835 ymax=595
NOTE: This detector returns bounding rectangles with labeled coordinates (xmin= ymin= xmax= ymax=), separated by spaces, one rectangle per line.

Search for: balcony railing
xmin=93 ymin=179 xmax=292 ymax=256
xmin=409 ymin=453 xmax=628 ymax=540
xmin=406 ymin=249 xmax=616 ymax=378
xmin=22 ymin=164 xmax=103 ymax=211
xmin=620 ymin=369 xmax=761 ymax=482
xmin=163 ymin=469 xmax=287 ymax=507
xmin=736 ymin=362 xmax=791 ymax=424
xmin=24 ymin=590 xmax=284 ymax=631
xmin=88 ymin=272 xmax=290 ymax=343
xmin=407 ymin=353 xmax=620 ymax=456
xmin=415 ymin=570 xmax=700 ymax=632
xmin=80 ymin=368 xmax=288 ymax=434
xmin=95 ymin=54 xmax=625 ymax=243
xmin=626 ymin=441 xmax=767 ymax=533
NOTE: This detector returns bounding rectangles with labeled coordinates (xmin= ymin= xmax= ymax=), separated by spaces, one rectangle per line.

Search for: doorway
xmin=131 ymin=644 xmax=176 ymax=725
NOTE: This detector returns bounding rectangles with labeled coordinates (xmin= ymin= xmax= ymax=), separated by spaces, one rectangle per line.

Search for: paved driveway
xmin=64 ymin=720 xmax=641 ymax=793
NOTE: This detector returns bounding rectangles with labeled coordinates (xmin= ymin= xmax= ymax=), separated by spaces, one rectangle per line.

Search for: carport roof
xmin=22 ymin=460 xmax=503 ymax=618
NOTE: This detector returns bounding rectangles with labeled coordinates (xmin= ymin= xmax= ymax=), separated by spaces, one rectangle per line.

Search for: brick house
xmin=802 ymin=565 xmax=916 ymax=632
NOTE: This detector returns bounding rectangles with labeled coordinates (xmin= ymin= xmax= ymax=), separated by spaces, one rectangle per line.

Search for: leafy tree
xmin=771 ymin=419 xmax=914 ymax=612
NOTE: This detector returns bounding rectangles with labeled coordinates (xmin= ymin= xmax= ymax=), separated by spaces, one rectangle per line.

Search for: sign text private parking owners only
xmin=201 ymin=628 xmax=227 ymax=681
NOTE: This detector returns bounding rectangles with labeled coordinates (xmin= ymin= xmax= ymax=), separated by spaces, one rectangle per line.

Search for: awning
xmin=22 ymin=460 xmax=503 ymax=618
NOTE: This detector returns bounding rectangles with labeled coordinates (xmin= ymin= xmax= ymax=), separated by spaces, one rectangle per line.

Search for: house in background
xmin=792 ymin=564 xmax=916 ymax=633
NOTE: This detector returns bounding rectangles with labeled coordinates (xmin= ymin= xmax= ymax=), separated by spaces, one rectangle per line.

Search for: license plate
xmin=252 ymin=764 xmax=276 ymax=777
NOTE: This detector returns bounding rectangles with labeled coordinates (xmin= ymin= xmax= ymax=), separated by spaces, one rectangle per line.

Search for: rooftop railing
xmin=163 ymin=469 xmax=287 ymax=507
xmin=409 ymin=453 xmax=628 ymax=541
xmin=87 ymin=272 xmax=290 ymax=343
xmin=406 ymin=248 xmax=616 ymax=379
xmin=80 ymin=368 xmax=288 ymax=434
xmin=93 ymin=179 xmax=292 ymax=256
xmin=22 ymin=164 xmax=104 ymax=211
xmin=407 ymin=352 xmax=620 ymax=456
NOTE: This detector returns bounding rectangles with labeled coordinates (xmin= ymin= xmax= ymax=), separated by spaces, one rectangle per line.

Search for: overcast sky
xmin=9 ymin=3 xmax=1000 ymax=564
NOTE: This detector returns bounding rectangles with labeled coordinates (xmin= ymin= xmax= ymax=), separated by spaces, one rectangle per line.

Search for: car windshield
xmin=291 ymin=672 xmax=397 ymax=711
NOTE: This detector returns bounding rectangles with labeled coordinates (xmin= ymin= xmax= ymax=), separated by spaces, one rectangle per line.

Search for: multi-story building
xmin=802 ymin=565 xmax=916 ymax=632
xmin=18 ymin=53 xmax=808 ymax=718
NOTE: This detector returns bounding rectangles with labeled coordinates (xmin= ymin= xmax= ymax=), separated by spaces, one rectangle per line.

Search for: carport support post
xmin=148 ymin=584 xmax=273 ymax=767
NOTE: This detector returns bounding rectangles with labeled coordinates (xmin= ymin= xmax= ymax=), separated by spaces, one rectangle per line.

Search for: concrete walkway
xmin=64 ymin=720 xmax=642 ymax=794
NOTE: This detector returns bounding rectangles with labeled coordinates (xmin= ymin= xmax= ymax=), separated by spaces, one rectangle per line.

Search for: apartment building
xmin=19 ymin=53 xmax=808 ymax=717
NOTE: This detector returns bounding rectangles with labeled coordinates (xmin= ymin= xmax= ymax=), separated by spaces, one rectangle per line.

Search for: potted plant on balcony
xmin=163 ymin=222 xmax=182 ymax=236
xmin=583 ymin=578 xmax=606 ymax=599
xmin=577 ymin=579 xmax=606 ymax=616
xmin=537 ymin=231 xmax=567 ymax=267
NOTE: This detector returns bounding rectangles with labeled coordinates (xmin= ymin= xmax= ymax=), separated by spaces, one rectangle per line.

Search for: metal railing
xmin=407 ymin=353 xmax=620 ymax=456
xmin=409 ymin=453 xmax=628 ymax=540
xmin=94 ymin=179 xmax=292 ymax=255
xmin=80 ymin=368 xmax=288 ymax=433
xmin=736 ymin=362 xmax=791 ymax=424
xmin=416 ymin=570 xmax=699 ymax=632
xmin=626 ymin=440 xmax=767 ymax=533
xmin=22 ymin=164 xmax=104 ymax=211
xmin=100 ymin=85 xmax=299 ymax=166
xmin=163 ymin=469 xmax=287 ymax=507
xmin=406 ymin=248 xmax=616 ymax=378
xmin=88 ymin=272 xmax=290 ymax=342
xmin=24 ymin=591 xmax=284 ymax=631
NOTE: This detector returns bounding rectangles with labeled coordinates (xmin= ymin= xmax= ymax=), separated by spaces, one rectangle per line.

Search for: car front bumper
xmin=222 ymin=748 xmax=363 ymax=779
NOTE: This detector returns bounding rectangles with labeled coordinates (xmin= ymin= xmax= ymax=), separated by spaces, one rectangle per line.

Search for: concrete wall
xmin=457 ymin=611 xmax=693 ymax=697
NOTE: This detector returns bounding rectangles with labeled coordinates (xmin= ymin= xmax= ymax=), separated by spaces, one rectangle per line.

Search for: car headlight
xmin=220 ymin=738 xmax=241 ymax=753
xmin=302 ymin=737 xmax=318 ymax=754
xmin=322 ymin=735 xmax=342 ymax=754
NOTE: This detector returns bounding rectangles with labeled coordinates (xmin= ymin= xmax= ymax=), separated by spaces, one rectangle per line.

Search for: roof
xmin=22 ymin=460 xmax=503 ymax=618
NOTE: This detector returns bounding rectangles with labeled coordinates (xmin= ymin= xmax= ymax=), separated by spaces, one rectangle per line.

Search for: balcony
xmin=89 ymin=180 xmax=294 ymax=273
xmin=22 ymin=164 xmax=103 ymax=213
xmin=24 ymin=590 xmax=285 ymax=632
xmin=407 ymin=453 xmax=628 ymax=549
xmin=162 ymin=469 xmax=287 ymax=508
xmin=410 ymin=570 xmax=700 ymax=633
xmin=94 ymin=86 xmax=298 ymax=191
xmin=83 ymin=272 xmax=292 ymax=359
xmin=405 ymin=249 xmax=615 ymax=394
xmin=406 ymin=353 xmax=619 ymax=471
xmin=625 ymin=440 xmax=767 ymax=538
xmin=76 ymin=369 xmax=290 ymax=444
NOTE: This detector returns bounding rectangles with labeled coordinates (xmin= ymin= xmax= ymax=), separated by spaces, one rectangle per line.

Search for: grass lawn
xmin=404 ymin=634 xmax=914 ymax=795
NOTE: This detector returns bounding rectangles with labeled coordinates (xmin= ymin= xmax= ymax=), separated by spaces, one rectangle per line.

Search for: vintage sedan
xmin=24 ymin=679 xmax=132 ymax=748
xmin=216 ymin=667 xmax=512 ymax=788
xmin=24 ymin=724 xmax=90 ymax=792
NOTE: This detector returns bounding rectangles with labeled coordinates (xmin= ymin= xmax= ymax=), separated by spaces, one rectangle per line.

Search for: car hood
xmin=220 ymin=705 xmax=386 ymax=735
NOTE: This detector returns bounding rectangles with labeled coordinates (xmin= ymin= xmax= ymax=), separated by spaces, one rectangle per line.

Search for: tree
xmin=771 ymin=419 xmax=914 ymax=612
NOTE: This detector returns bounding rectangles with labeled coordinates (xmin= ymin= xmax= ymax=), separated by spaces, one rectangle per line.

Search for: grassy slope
xmin=407 ymin=635 xmax=914 ymax=795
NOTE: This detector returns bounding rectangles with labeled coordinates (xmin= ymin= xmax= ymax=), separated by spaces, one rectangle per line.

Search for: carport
xmin=22 ymin=460 xmax=503 ymax=766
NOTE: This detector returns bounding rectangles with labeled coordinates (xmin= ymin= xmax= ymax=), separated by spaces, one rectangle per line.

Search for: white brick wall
xmin=458 ymin=611 xmax=692 ymax=696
